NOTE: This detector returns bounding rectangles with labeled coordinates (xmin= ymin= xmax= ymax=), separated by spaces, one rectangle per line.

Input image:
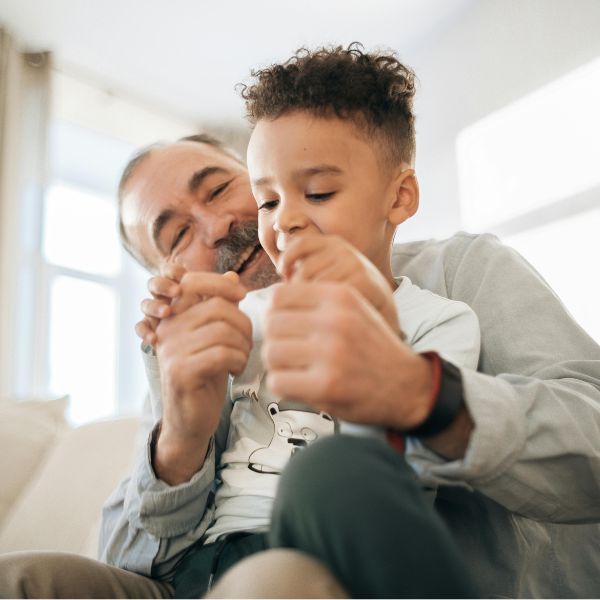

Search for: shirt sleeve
xmin=394 ymin=277 xmax=481 ymax=370
xmin=98 ymin=425 xmax=217 ymax=580
xmin=98 ymin=349 xmax=224 ymax=581
xmin=405 ymin=233 xmax=600 ymax=523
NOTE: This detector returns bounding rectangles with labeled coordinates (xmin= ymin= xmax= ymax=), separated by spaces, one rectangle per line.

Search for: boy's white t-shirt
xmin=204 ymin=276 xmax=480 ymax=542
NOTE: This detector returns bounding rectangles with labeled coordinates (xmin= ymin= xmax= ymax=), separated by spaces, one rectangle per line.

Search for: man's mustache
xmin=214 ymin=221 xmax=260 ymax=274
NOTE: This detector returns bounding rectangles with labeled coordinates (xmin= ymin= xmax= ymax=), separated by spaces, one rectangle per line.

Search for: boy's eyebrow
xmin=252 ymin=164 xmax=343 ymax=187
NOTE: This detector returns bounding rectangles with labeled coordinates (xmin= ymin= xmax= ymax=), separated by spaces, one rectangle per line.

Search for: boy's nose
xmin=274 ymin=201 xmax=308 ymax=235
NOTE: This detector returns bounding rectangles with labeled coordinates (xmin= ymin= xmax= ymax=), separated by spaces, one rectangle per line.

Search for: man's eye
xmin=306 ymin=192 xmax=334 ymax=202
xmin=209 ymin=180 xmax=231 ymax=201
xmin=170 ymin=226 xmax=189 ymax=251
xmin=258 ymin=200 xmax=278 ymax=211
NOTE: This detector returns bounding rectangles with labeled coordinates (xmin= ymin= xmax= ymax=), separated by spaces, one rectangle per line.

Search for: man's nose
xmin=200 ymin=212 xmax=234 ymax=248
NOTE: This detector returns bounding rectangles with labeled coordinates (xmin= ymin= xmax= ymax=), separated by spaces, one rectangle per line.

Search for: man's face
xmin=120 ymin=141 xmax=277 ymax=289
xmin=246 ymin=112 xmax=398 ymax=274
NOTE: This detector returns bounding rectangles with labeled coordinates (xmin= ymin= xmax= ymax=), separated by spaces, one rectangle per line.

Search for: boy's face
xmin=246 ymin=112 xmax=401 ymax=274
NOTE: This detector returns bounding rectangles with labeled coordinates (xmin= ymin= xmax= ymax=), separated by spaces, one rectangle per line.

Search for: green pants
xmin=175 ymin=435 xmax=477 ymax=598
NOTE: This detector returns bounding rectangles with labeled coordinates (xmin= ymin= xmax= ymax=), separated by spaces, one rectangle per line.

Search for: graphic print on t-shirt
xmin=248 ymin=402 xmax=335 ymax=473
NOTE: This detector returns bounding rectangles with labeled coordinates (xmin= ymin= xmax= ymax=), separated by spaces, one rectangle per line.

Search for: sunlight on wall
xmin=457 ymin=56 xmax=600 ymax=232
xmin=457 ymin=56 xmax=600 ymax=344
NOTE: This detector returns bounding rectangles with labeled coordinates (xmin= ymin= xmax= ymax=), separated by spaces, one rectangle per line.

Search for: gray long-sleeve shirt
xmin=100 ymin=232 xmax=600 ymax=598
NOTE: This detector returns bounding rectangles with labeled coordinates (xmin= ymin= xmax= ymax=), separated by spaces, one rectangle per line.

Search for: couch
xmin=0 ymin=398 xmax=349 ymax=598
xmin=0 ymin=397 xmax=140 ymax=558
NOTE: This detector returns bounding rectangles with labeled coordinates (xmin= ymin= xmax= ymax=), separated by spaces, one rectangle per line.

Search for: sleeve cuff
xmin=405 ymin=368 xmax=528 ymax=488
xmin=127 ymin=423 xmax=217 ymax=537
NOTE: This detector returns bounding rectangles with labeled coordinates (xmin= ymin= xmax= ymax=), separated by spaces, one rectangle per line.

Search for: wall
xmin=399 ymin=0 xmax=600 ymax=242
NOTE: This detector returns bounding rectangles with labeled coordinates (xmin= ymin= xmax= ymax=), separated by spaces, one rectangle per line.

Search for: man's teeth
xmin=233 ymin=245 xmax=258 ymax=272
xmin=276 ymin=236 xmax=286 ymax=252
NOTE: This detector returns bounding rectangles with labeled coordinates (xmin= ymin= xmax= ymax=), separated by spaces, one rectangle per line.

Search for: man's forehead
xmin=125 ymin=142 xmax=242 ymax=203
xmin=147 ymin=141 xmax=238 ymax=170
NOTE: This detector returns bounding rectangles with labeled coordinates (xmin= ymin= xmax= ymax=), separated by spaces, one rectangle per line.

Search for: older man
xmin=2 ymin=133 xmax=600 ymax=598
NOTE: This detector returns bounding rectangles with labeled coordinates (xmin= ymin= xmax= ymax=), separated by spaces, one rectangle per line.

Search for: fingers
xmin=176 ymin=346 xmax=250 ymax=378
xmin=159 ymin=263 xmax=187 ymax=283
xmin=157 ymin=296 xmax=253 ymax=345
xmin=187 ymin=320 xmax=253 ymax=358
xmin=263 ymin=311 xmax=319 ymax=339
xmin=157 ymin=301 xmax=253 ymax=379
xmin=277 ymin=235 xmax=333 ymax=279
xmin=142 ymin=297 xmax=171 ymax=320
xmin=222 ymin=271 xmax=240 ymax=284
xmin=135 ymin=317 xmax=159 ymax=345
xmin=144 ymin=271 xmax=246 ymax=322
xmin=148 ymin=276 xmax=181 ymax=301
xmin=268 ymin=281 xmax=356 ymax=311
xmin=179 ymin=271 xmax=247 ymax=303
xmin=265 ymin=368 xmax=333 ymax=409
xmin=261 ymin=338 xmax=314 ymax=370
xmin=289 ymin=251 xmax=339 ymax=283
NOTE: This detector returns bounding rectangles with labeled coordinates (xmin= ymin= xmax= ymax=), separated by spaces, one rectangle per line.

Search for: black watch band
xmin=407 ymin=355 xmax=465 ymax=438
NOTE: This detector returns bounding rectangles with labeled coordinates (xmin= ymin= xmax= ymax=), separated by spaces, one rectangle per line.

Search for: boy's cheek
xmin=257 ymin=228 xmax=279 ymax=267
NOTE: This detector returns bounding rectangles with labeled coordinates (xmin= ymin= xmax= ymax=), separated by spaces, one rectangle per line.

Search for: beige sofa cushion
xmin=0 ymin=415 xmax=139 ymax=557
xmin=0 ymin=397 xmax=68 ymax=528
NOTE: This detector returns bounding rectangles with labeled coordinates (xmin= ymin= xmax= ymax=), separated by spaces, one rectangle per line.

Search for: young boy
xmin=143 ymin=45 xmax=480 ymax=596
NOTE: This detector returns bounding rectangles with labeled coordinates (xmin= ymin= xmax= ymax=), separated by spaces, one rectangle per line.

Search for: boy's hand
xmin=277 ymin=235 xmax=400 ymax=334
xmin=136 ymin=264 xmax=186 ymax=347
xmin=135 ymin=265 xmax=242 ymax=346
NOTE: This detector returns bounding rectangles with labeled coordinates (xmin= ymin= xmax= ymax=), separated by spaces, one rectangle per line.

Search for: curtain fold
xmin=0 ymin=28 xmax=52 ymax=398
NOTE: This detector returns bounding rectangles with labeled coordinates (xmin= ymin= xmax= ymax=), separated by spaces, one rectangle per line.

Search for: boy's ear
xmin=388 ymin=168 xmax=419 ymax=226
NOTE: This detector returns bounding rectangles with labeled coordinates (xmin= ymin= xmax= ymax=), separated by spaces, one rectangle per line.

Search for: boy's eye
xmin=258 ymin=200 xmax=279 ymax=211
xmin=306 ymin=192 xmax=334 ymax=202
xmin=170 ymin=226 xmax=189 ymax=251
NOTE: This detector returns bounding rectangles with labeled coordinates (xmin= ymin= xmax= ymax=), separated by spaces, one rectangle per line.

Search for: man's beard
xmin=214 ymin=221 xmax=279 ymax=289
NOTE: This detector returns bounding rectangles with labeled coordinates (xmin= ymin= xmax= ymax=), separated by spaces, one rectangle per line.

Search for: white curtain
xmin=0 ymin=29 xmax=52 ymax=398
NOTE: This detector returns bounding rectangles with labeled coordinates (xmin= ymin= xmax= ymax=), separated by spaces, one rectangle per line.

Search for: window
xmin=28 ymin=71 xmax=198 ymax=424
xmin=457 ymin=56 xmax=600 ymax=343
xmin=40 ymin=122 xmax=149 ymax=425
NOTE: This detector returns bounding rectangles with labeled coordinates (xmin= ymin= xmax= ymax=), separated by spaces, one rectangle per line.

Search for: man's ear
xmin=387 ymin=168 xmax=419 ymax=226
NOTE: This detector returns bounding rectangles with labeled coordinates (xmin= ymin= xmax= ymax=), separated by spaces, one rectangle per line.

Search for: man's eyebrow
xmin=252 ymin=164 xmax=343 ymax=187
xmin=152 ymin=209 xmax=175 ymax=254
xmin=188 ymin=166 xmax=229 ymax=194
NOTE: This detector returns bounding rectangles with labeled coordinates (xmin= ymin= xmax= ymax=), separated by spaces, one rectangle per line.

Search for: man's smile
xmin=232 ymin=243 xmax=263 ymax=274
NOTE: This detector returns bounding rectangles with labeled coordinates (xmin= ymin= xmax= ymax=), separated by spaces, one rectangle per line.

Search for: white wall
xmin=399 ymin=0 xmax=600 ymax=242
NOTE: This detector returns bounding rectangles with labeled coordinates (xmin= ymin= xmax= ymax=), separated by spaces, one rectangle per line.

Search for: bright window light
xmin=458 ymin=56 xmax=600 ymax=231
xmin=502 ymin=208 xmax=600 ymax=344
xmin=48 ymin=276 xmax=117 ymax=424
xmin=43 ymin=182 xmax=121 ymax=276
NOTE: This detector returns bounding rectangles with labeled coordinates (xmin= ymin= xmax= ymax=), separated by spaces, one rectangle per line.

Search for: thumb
xmin=223 ymin=270 xmax=241 ymax=284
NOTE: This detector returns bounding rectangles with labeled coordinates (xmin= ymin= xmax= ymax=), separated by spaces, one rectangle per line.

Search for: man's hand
xmin=277 ymin=235 xmax=401 ymax=334
xmin=152 ymin=272 xmax=251 ymax=485
xmin=262 ymin=282 xmax=432 ymax=429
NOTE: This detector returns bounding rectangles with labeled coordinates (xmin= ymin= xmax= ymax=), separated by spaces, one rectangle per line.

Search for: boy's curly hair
xmin=240 ymin=43 xmax=417 ymax=166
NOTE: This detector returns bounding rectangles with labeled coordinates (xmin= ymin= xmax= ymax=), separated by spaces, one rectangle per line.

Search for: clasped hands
xmin=140 ymin=236 xmax=434 ymax=483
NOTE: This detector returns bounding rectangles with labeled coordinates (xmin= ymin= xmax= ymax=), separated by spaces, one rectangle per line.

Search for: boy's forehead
xmin=248 ymin=113 xmax=374 ymax=167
